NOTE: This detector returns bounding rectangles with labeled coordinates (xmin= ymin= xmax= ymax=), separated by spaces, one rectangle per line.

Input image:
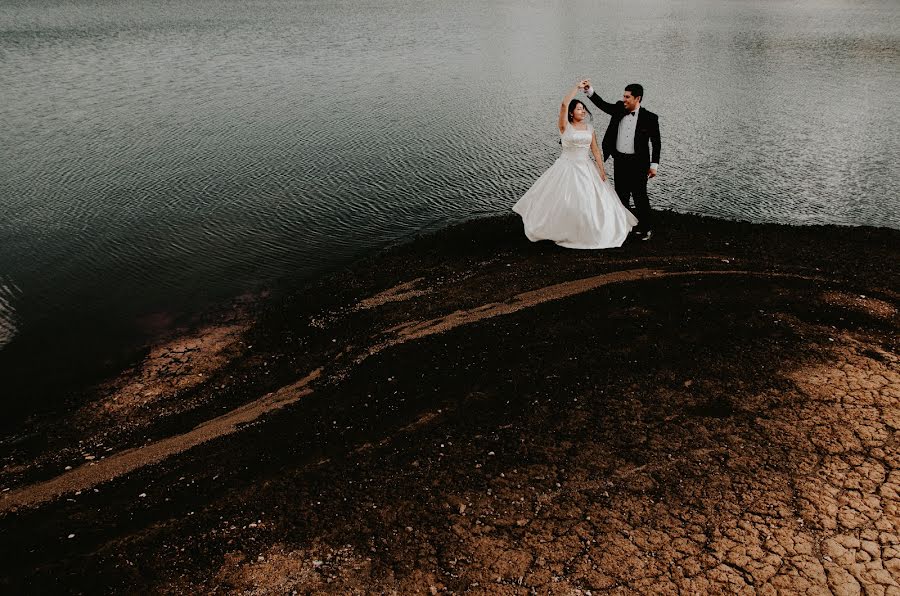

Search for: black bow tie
xmin=624 ymin=111 xmax=635 ymax=117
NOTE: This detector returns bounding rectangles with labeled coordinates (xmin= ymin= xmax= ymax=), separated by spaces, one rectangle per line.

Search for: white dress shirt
xmin=617 ymin=109 xmax=639 ymax=155
xmin=585 ymin=86 xmax=658 ymax=173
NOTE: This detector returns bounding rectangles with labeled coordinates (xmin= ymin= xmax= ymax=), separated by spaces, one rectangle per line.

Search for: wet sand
xmin=0 ymin=212 xmax=897 ymax=593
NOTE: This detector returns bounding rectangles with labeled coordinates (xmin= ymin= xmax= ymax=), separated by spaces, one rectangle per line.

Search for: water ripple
xmin=0 ymin=0 xmax=898 ymax=378
xmin=0 ymin=279 xmax=22 ymax=350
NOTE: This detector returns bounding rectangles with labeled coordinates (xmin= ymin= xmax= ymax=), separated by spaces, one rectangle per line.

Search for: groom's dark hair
xmin=624 ymin=83 xmax=644 ymax=100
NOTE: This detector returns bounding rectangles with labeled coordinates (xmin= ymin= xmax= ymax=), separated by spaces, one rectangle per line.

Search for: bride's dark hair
xmin=567 ymin=99 xmax=592 ymax=122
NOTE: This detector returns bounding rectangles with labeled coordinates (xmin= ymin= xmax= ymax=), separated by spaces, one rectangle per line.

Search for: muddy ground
xmin=0 ymin=212 xmax=898 ymax=594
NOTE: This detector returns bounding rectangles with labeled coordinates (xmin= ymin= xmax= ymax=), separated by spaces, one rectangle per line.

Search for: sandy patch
xmin=821 ymin=291 xmax=898 ymax=320
xmin=354 ymin=277 xmax=431 ymax=311
xmin=0 ymin=369 xmax=321 ymax=513
xmin=85 ymin=322 xmax=249 ymax=421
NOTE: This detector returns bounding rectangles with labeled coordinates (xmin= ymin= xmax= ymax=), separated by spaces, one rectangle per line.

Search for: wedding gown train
xmin=513 ymin=123 xmax=637 ymax=249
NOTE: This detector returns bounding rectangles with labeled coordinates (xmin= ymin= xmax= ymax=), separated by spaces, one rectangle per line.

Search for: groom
xmin=580 ymin=79 xmax=660 ymax=240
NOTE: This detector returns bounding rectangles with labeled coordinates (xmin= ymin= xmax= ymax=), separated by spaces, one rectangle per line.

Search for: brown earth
xmin=0 ymin=212 xmax=897 ymax=594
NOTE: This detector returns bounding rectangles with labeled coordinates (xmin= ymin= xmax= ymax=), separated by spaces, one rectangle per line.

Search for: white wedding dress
xmin=513 ymin=123 xmax=638 ymax=249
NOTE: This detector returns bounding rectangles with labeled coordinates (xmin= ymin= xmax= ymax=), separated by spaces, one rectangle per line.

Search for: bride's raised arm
xmin=558 ymin=84 xmax=582 ymax=134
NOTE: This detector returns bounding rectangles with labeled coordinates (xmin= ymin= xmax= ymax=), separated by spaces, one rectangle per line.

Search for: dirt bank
xmin=0 ymin=212 xmax=897 ymax=593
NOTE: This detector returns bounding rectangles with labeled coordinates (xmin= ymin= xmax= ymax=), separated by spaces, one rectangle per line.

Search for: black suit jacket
xmin=587 ymin=93 xmax=661 ymax=165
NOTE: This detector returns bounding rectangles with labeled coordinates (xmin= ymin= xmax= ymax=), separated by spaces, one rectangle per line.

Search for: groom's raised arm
xmin=581 ymin=81 xmax=616 ymax=115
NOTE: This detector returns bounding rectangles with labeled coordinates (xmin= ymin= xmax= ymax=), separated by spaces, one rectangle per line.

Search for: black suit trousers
xmin=613 ymin=154 xmax=651 ymax=232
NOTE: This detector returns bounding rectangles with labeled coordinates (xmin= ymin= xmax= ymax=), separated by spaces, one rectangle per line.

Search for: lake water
xmin=1 ymin=0 xmax=898 ymax=411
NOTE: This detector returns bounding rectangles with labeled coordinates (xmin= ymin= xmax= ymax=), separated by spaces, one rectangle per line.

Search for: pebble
xmin=138 ymin=493 xmax=147 ymax=498
xmin=68 ymin=534 xmax=75 ymax=539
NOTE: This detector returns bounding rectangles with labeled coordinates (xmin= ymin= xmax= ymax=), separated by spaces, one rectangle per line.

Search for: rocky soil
xmin=0 ymin=212 xmax=897 ymax=594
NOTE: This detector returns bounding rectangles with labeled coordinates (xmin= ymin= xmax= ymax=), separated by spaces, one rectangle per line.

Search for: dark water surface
xmin=1 ymin=0 xmax=898 ymax=412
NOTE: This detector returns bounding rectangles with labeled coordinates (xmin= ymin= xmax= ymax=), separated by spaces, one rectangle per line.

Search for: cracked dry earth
xmin=0 ymin=213 xmax=897 ymax=594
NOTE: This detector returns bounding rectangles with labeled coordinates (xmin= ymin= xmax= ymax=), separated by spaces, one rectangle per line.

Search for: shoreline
xmin=0 ymin=211 xmax=898 ymax=592
xmin=1 ymin=210 xmax=896 ymax=429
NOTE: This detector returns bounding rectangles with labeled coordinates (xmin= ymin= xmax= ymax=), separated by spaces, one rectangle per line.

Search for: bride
xmin=513 ymin=83 xmax=637 ymax=249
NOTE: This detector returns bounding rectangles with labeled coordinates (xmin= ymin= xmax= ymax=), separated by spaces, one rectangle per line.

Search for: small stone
xmin=68 ymin=534 xmax=75 ymax=539
xmin=459 ymin=504 xmax=466 ymax=514
xmin=138 ymin=493 xmax=147 ymax=498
